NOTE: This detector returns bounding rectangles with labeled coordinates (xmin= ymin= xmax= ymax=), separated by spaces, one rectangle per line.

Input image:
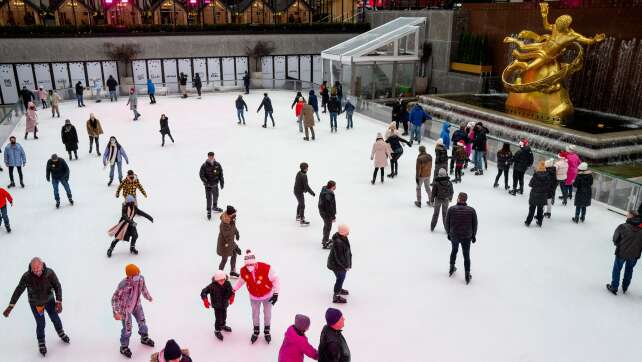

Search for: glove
xmin=55 ymin=301 xmax=62 ymax=314
xmin=202 ymin=298 xmax=210 ymax=309
xmin=472 ymin=236 xmax=476 ymax=243
xmin=415 ymin=178 xmax=419 ymax=185
xmin=2 ymin=305 xmax=13 ymax=317
xmin=220 ymin=183 xmax=224 ymax=190
xmin=269 ymin=293 xmax=278 ymax=305
xmin=229 ymin=293 xmax=235 ymax=305
xmin=236 ymin=233 xmax=240 ymax=241
xmin=311 ymin=192 xmax=316 ymax=197
xmin=447 ymin=234 xmax=451 ymax=241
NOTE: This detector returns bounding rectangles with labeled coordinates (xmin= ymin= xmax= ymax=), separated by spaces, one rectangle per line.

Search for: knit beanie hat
xmin=125 ymin=264 xmax=140 ymax=277
xmin=213 ymin=270 xmax=226 ymax=281
xmin=244 ymin=250 xmax=257 ymax=266
xmin=163 ymin=339 xmax=182 ymax=360
xmin=438 ymin=168 xmax=447 ymax=177
xmin=418 ymin=145 xmax=426 ymax=153
xmin=457 ymin=140 xmax=465 ymax=146
xmin=578 ymin=162 xmax=588 ymax=171
xmin=567 ymin=145 xmax=576 ymax=152
xmin=325 ymin=308 xmax=342 ymax=326
xmin=544 ymin=158 xmax=554 ymax=168
xmin=338 ymin=224 xmax=350 ymax=236
xmin=520 ymin=138 xmax=529 ymax=147
xmin=294 ymin=314 xmax=311 ymax=332
xmin=436 ymin=138 xmax=443 ymax=145
xmin=226 ymin=205 xmax=236 ymax=215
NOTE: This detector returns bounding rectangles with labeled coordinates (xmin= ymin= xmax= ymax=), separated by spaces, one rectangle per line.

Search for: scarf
xmin=108 ymin=143 xmax=118 ymax=166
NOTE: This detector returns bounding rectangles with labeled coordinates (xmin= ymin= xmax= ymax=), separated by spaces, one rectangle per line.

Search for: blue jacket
xmin=343 ymin=101 xmax=355 ymax=114
xmin=440 ymin=123 xmax=451 ymax=149
xmin=409 ymin=105 xmax=431 ymax=126
xmin=4 ymin=143 xmax=26 ymax=167
xmin=308 ymin=90 xmax=319 ymax=112
xmin=146 ymin=80 xmax=155 ymax=95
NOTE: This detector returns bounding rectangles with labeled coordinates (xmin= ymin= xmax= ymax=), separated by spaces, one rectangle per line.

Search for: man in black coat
xmin=318 ymin=180 xmax=337 ymax=248
xmin=509 ymin=139 xmax=534 ymax=195
xmin=179 ymin=72 xmax=188 ymax=98
xmin=318 ymin=308 xmax=350 ymax=362
xmin=327 ymin=226 xmax=352 ymax=303
xmin=243 ymin=71 xmax=250 ymax=94
xmin=3 ymin=257 xmax=70 ymax=356
xmin=391 ymin=94 xmax=409 ymax=135
xmin=257 ymin=93 xmax=275 ymax=128
xmin=75 ymin=81 xmax=85 ymax=107
xmin=193 ymin=73 xmax=203 ymax=98
xmin=294 ymin=162 xmax=316 ymax=225
xmin=106 ymin=75 xmax=119 ymax=101
xmin=46 ymin=154 xmax=73 ymax=209
xmin=445 ymin=192 xmax=478 ymax=284
xmin=471 ymin=123 xmax=487 ymax=175
xmin=607 ymin=211 xmax=642 ymax=295
xmin=199 ymin=152 xmax=224 ymax=219
xmin=20 ymin=86 xmax=35 ymax=110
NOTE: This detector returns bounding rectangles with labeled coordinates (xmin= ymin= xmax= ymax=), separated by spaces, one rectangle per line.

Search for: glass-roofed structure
xmin=321 ymin=17 xmax=426 ymax=99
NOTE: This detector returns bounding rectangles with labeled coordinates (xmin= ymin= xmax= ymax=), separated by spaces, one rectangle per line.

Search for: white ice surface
xmin=0 ymin=90 xmax=639 ymax=362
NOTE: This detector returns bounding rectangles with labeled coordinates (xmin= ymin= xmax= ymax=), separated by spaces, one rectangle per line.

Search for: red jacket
xmin=295 ymin=102 xmax=304 ymax=118
xmin=0 ymin=188 xmax=12 ymax=208
xmin=240 ymin=262 xmax=274 ymax=298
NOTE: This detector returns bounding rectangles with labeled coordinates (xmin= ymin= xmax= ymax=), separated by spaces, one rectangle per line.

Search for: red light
xmin=190 ymin=0 xmax=197 ymax=3
xmin=121 ymin=0 xmax=127 ymax=3
xmin=105 ymin=0 xmax=113 ymax=3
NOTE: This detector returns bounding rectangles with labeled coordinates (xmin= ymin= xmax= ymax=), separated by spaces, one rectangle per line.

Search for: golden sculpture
xmin=502 ymin=3 xmax=605 ymax=123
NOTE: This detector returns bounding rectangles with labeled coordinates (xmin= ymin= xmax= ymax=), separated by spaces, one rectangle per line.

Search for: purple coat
xmin=111 ymin=276 xmax=152 ymax=316
xmin=278 ymin=325 xmax=319 ymax=362
xmin=565 ymin=152 xmax=581 ymax=186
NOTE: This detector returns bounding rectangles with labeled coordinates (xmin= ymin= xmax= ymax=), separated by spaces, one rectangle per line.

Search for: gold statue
xmin=502 ymin=3 xmax=605 ymax=122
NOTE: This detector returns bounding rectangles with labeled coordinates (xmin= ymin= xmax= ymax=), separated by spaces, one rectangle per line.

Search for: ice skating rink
xmin=0 ymin=90 xmax=639 ymax=362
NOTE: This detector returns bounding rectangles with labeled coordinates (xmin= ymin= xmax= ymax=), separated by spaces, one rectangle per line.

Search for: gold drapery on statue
xmin=502 ymin=3 xmax=605 ymax=124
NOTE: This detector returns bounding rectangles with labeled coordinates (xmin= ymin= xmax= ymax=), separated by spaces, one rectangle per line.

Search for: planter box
xmin=450 ymin=62 xmax=492 ymax=75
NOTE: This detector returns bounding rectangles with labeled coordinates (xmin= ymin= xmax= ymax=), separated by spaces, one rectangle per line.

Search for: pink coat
xmin=565 ymin=152 xmax=581 ymax=185
xmin=25 ymin=107 xmax=38 ymax=133
xmin=38 ymin=89 xmax=47 ymax=100
xmin=371 ymin=139 xmax=391 ymax=168
xmin=278 ymin=326 xmax=319 ymax=362
xmin=465 ymin=131 xmax=474 ymax=157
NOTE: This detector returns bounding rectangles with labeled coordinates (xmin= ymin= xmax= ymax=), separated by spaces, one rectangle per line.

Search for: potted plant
xmin=450 ymin=33 xmax=492 ymax=75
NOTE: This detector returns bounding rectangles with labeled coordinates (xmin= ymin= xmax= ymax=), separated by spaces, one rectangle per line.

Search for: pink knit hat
xmin=338 ymin=224 xmax=350 ymax=236
xmin=244 ymin=249 xmax=257 ymax=266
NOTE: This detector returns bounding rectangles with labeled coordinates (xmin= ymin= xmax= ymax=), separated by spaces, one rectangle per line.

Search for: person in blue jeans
xmin=75 ymin=81 xmax=85 ymax=107
xmin=606 ymin=210 xmax=642 ymax=295
xmin=308 ymin=89 xmax=321 ymax=122
xmin=327 ymin=95 xmax=340 ymax=132
xmin=46 ymin=154 xmax=73 ymax=209
xmin=408 ymin=104 xmax=431 ymax=145
xmin=235 ymin=94 xmax=248 ymax=125
xmin=343 ymin=99 xmax=355 ymax=129
xmin=103 ymin=136 xmax=129 ymax=186
xmin=257 ymin=93 xmax=275 ymax=128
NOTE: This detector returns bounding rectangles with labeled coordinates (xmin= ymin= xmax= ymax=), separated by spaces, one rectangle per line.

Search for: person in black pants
xmin=200 ymin=270 xmax=234 ymax=340
xmin=318 ymin=180 xmax=336 ymax=249
xmin=450 ymin=124 xmax=468 ymax=174
xmin=525 ymin=162 xmax=550 ymax=227
xmin=327 ymin=225 xmax=352 ymax=304
xmin=293 ymin=162 xmax=315 ymax=225
xmin=494 ymin=142 xmax=513 ymax=189
xmin=159 ymin=114 xmax=174 ymax=147
xmin=385 ymin=132 xmax=412 ymax=178
xmin=199 ymin=152 xmax=224 ymax=219
xmin=193 ymin=73 xmax=203 ymax=98
xmin=243 ymin=71 xmax=250 ymax=94
xmin=257 ymin=93 xmax=275 ymax=128
xmin=445 ymin=192 xmax=478 ymax=284
xmin=19 ymin=86 xmax=35 ymax=111
xmin=510 ymin=138 xmax=534 ymax=195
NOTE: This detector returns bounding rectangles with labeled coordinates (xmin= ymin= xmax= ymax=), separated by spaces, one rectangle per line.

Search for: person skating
xmin=257 ymin=93 xmax=275 ymax=128
xmin=199 ymin=152 xmax=225 ymax=219
xmin=408 ymin=104 xmax=430 ymax=145
xmin=111 ymin=264 xmax=155 ymax=358
xmin=452 ymin=141 xmax=467 ymax=184
xmin=147 ymin=79 xmax=156 ymax=104
xmin=606 ymin=211 xmax=642 ymax=295
xmin=493 ymin=142 xmax=513 ymax=189
xmin=449 ymin=124 xmax=469 ymax=173
xmin=107 ymin=75 xmax=119 ymax=101
xmin=509 ymin=139 xmax=534 ymax=195
xmin=294 ymin=162 xmax=316 ymax=225
xmin=243 ymin=71 xmax=250 ymax=94
xmin=319 ymin=180 xmax=337 ymax=248
xmin=335 ymin=81 xmax=343 ymax=106
xmin=414 ymin=145 xmax=432 ymax=207
xmin=127 ymin=88 xmax=141 ymax=120
xmin=217 ymin=205 xmax=241 ymax=277
xmin=445 ymin=192 xmax=478 ymax=284
xmin=24 ymin=101 xmax=38 ymax=139
xmin=471 ymin=122 xmax=487 ymax=175
xmin=60 ymin=119 xmax=79 ymax=160
xmin=554 ymin=153 xmax=569 ymax=205
xmin=434 ymin=138 xmax=448 ymax=179
xmin=301 ymin=103 xmax=317 ymax=141
xmin=37 ymin=87 xmax=47 ymax=108
xmin=327 ymin=95 xmax=340 ymax=132
xmin=47 ymin=90 xmax=62 ymax=118
xmin=563 ymin=145 xmax=582 ymax=201
xmin=278 ymin=314 xmax=319 ymax=362
xmin=103 ymin=136 xmax=129 ymax=186
xmin=0 ymin=186 xmax=12 ymax=233
xmin=151 ymin=339 xmax=192 ymax=362
xmin=524 ymin=161 xmax=550 ymax=227
xmin=464 ymin=122 xmax=474 ymax=169
xmin=4 ymin=136 xmax=26 ymax=188
xmin=318 ymin=308 xmax=350 ymax=362
xmin=160 ymin=114 xmax=175 ymax=146
xmin=46 ymin=154 xmax=73 ymax=209
xmin=308 ymin=90 xmax=321 ymax=122
xmin=86 ymin=113 xmax=103 ymax=156
xmin=3 ymin=257 xmax=70 ymax=356
xmin=371 ymin=133 xmax=392 ymax=185
xmin=179 ymin=72 xmax=188 ymax=98
xmin=385 ymin=130 xmax=411 ymax=178
xmin=572 ymin=162 xmax=593 ymax=223
xmin=430 ymin=168 xmax=454 ymax=232
xmin=544 ymin=159 xmax=557 ymax=218
xmin=440 ymin=123 xmax=451 ymax=151
xmin=107 ymin=195 xmax=154 ymax=256
xmin=320 ymin=81 xmax=329 ymax=113
xmin=291 ymin=91 xmax=306 ymax=109
xmin=343 ymin=99 xmax=355 ymax=129
xmin=20 ymin=85 xmax=35 ymax=110
xmin=233 ymin=250 xmax=280 ymax=344
xmin=116 ymin=170 xmax=147 ymax=201
xmin=327 ymin=225 xmax=352 ymax=304
xmin=235 ymin=95 xmax=248 ymax=125
xmin=193 ymin=73 xmax=203 ymax=98
xmin=392 ymin=94 xmax=408 ymax=135
xmin=295 ymin=97 xmax=305 ymax=133
xmin=75 ymin=81 xmax=85 ymax=107
xmin=201 ymin=270 xmax=235 ymax=340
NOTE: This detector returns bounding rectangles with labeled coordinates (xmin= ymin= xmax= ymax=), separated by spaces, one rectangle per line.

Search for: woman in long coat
xmin=86 ymin=113 xmax=104 ymax=156
xmin=25 ymin=101 xmax=38 ymax=139
xmin=371 ymin=132 xmax=392 ymax=185
xmin=61 ymin=119 xmax=79 ymax=160
xmin=159 ymin=114 xmax=174 ymax=146
xmin=217 ymin=206 xmax=240 ymax=278
xmin=525 ymin=161 xmax=550 ymax=227
xmin=107 ymin=195 xmax=153 ymax=257
xmin=572 ymin=162 xmax=593 ymax=223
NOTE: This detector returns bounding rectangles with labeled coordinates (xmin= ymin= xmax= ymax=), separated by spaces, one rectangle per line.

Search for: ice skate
xmin=606 ymin=284 xmax=617 ymax=295
xmin=414 ymin=201 xmax=421 ymax=208
xmin=215 ymin=331 xmax=224 ymax=340
xmin=120 ymin=346 xmax=132 ymax=358
xmin=465 ymin=273 xmax=472 ymax=285
xmin=230 ymin=271 xmax=239 ymax=278
xmin=264 ymin=326 xmax=271 ymax=343
xmin=250 ymin=326 xmax=260 ymax=344
xmin=332 ymin=295 xmax=347 ymax=303
xmin=58 ymin=330 xmax=70 ymax=343
xmin=38 ymin=341 xmax=47 ymax=356
xmin=130 ymin=247 xmax=138 ymax=255
xmin=140 ymin=334 xmax=154 ymax=347
xmin=222 ymin=326 xmax=232 ymax=332
xmin=449 ymin=265 xmax=457 ymax=277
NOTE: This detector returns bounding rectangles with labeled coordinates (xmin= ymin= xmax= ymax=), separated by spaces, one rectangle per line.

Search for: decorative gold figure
xmin=502 ymin=3 xmax=605 ymax=123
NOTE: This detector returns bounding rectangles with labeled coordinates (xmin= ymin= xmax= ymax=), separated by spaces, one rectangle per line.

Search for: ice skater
xmin=217 ymin=205 xmax=240 ymax=278
xmin=572 ymin=162 xmax=593 ymax=223
xmin=235 ymin=95 xmax=248 ymax=125
xmin=295 ymin=97 xmax=305 ymax=133
xmin=107 ymin=195 xmax=154 ymax=256
xmin=37 ymin=87 xmax=47 ymax=108
xmin=327 ymin=95 xmax=340 ymax=132
xmin=320 ymin=81 xmax=329 ymax=113
xmin=318 ymin=180 xmax=336 ymax=248
xmin=127 ymin=88 xmax=141 ymax=120
xmin=294 ymin=162 xmax=315 ymax=225
xmin=200 ymin=270 xmax=235 ymax=340
xmin=147 ymin=79 xmax=156 ymax=104
xmin=385 ymin=130 xmax=411 ymax=178
xmin=25 ymin=102 xmax=38 ymax=139
xmin=243 ymin=71 xmax=250 ymax=94
xmin=4 ymin=136 xmax=26 ymax=188
xmin=75 ymin=81 xmax=85 ymax=107
xmin=343 ymin=98 xmax=355 ymax=129
xmin=327 ymin=224 xmax=352 ymax=304
xmin=445 ymin=192 xmax=478 ymax=284
xmin=103 ymin=136 xmax=129 ymax=186
xmin=46 ymin=154 xmax=73 ymax=209
xmin=107 ymin=75 xmax=118 ymax=101
xmin=159 ymin=114 xmax=174 ymax=146
xmin=370 ymin=133 xmax=391 ymax=184
xmin=0 ymin=186 xmax=12 ymax=233
xmin=509 ymin=139 xmax=533 ymax=195
xmin=300 ymin=103 xmax=316 ymax=141
xmin=524 ymin=161 xmax=549 ymax=227
xmin=434 ymin=138 xmax=448 ymax=179
xmin=47 ymin=90 xmax=61 ymax=118
xmin=116 ymin=170 xmax=147 ymax=201
xmin=257 ymin=93 xmax=275 ymax=128
xmin=200 ymin=152 xmax=225 ymax=219
xmin=415 ymin=145 xmax=433 ymax=207
xmin=408 ymin=103 xmax=430 ymax=145
xmin=278 ymin=314 xmax=318 ymax=361
xmin=453 ymin=140 xmax=467 ymax=183
xmin=61 ymin=119 xmax=79 ymax=160
xmin=308 ymin=89 xmax=321 ymax=121
xmin=430 ymin=168 xmax=454 ymax=232
xmin=193 ymin=73 xmax=203 ymax=98
xmin=606 ymin=210 xmax=642 ymax=295
xmin=86 ymin=113 xmax=103 ymax=156
xmin=494 ymin=142 xmax=513 ymax=189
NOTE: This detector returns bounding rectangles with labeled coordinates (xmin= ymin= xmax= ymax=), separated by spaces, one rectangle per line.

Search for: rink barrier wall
xmin=354 ymin=97 xmax=642 ymax=214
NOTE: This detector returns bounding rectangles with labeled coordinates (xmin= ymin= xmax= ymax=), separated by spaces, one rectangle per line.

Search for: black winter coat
xmin=614 ymin=217 xmax=642 ymax=259
xmin=179 ymin=74 xmax=188 ymax=86
xmin=20 ymin=88 xmax=35 ymax=103
xmin=318 ymin=325 xmax=351 ymax=362
xmin=294 ymin=171 xmax=315 ymax=196
xmin=435 ymin=144 xmax=448 ymax=165
xmin=9 ymin=263 xmax=62 ymax=306
xmin=431 ymin=176 xmax=454 ymax=202
xmin=160 ymin=116 xmax=171 ymax=135
xmin=318 ymin=186 xmax=336 ymax=219
xmin=235 ymin=98 xmax=248 ymax=111
xmin=200 ymin=280 xmax=233 ymax=309
xmin=451 ymin=129 xmax=469 ymax=145
xmin=75 ymin=83 xmax=84 ymax=96
xmin=199 ymin=161 xmax=224 ymax=187
xmin=573 ymin=172 xmax=593 ymax=207
xmin=61 ymin=125 xmax=78 ymax=151
xmin=513 ymin=146 xmax=534 ymax=173
xmin=391 ymin=100 xmax=405 ymax=122
xmin=193 ymin=75 xmax=202 ymax=89
xmin=46 ymin=159 xmax=70 ymax=181
xmin=386 ymin=135 xmax=410 ymax=153
xmin=445 ymin=203 xmax=478 ymax=241
xmin=327 ymin=97 xmax=340 ymax=113
xmin=327 ymin=233 xmax=352 ymax=273
xmin=257 ymin=96 xmax=273 ymax=113
xmin=106 ymin=77 xmax=118 ymax=91
xmin=291 ymin=92 xmax=305 ymax=108
xmin=528 ymin=171 xmax=551 ymax=206
xmin=472 ymin=128 xmax=487 ymax=151
xmin=116 ymin=204 xmax=153 ymax=241
xmin=545 ymin=166 xmax=557 ymax=197
xmin=496 ymin=150 xmax=513 ymax=170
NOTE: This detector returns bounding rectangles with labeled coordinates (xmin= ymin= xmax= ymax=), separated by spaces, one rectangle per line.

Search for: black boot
xmin=107 ymin=240 xmax=118 ymax=257
xmin=264 ymin=326 xmax=271 ymax=343
xmin=207 ymin=211 xmax=211 ymax=220
xmin=38 ymin=340 xmax=47 ymax=356
xmin=509 ymin=189 xmax=517 ymax=196
xmin=250 ymin=326 xmax=260 ymax=344
xmin=57 ymin=330 xmax=70 ymax=343
xmin=215 ymin=330 xmax=224 ymax=340
xmin=55 ymin=200 xmax=60 ymax=209
xmin=140 ymin=334 xmax=154 ymax=347
xmin=332 ymin=294 xmax=347 ymax=303
xmin=465 ymin=273 xmax=472 ymax=285
xmin=572 ymin=217 xmax=579 ymax=224
xmin=606 ymin=284 xmax=617 ymax=295
xmin=230 ymin=271 xmax=239 ymax=278
xmin=108 ymin=178 xmax=113 ymax=186
xmin=130 ymin=246 xmax=139 ymax=255
xmin=222 ymin=325 xmax=232 ymax=332
xmin=449 ymin=265 xmax=457 ymax=277
xmin=120 ymin=346 xmax=132 ymax=358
